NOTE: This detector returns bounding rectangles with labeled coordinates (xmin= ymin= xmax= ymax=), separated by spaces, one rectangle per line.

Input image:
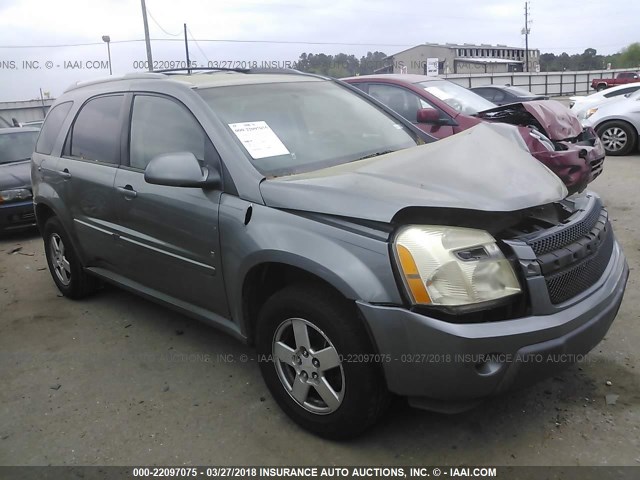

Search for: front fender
xmin=218 ymin=195 xmax=403 ymax=333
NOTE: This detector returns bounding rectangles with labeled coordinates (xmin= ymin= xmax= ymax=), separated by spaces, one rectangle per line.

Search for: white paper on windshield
xmin=228 ymin=121 xmax=290 ymax=159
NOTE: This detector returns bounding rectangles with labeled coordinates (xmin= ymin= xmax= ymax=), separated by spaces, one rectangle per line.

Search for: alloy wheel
xmin=601 ymin=127 xmax=628 ymax=152
xmin=272 ymin=317 xmax=345 ymax=414
xmin=50 ymin=233 xmax=71 ymax=286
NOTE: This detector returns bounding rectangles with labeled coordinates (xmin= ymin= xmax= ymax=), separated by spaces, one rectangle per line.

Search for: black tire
xmin=256 ymin=284 xmax=389 ymax=439
xmin=596 ymin=120 xmax=638 ymax=156
xmin=596 ymin=83 xmax=607 ymax=92
xmin=43 ymin=216 xmax=99 ymax=299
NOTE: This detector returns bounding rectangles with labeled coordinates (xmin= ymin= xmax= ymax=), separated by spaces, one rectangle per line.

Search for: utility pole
xmin=184 ymin=23 xmax=191 ymax=73
xmin=524 ymin=1 xmax=531 ymax=72
xmin=140 ymin=0 xmax=153 ymax=71
xmin=39 ymin=88 xmax=47 ymax=118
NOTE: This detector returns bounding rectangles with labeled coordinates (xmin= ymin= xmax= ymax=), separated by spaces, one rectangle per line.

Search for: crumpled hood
xmin=260 ymin=123 xmax=567 ymax=223
xmin=477 ymin=100 xmax=583 ymax=140
xmin=0 ymin=160 xmax=31 ymax=189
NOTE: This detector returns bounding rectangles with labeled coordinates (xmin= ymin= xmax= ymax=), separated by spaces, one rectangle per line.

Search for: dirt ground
xmin=1 ymin=154 xmax=639 ymax=467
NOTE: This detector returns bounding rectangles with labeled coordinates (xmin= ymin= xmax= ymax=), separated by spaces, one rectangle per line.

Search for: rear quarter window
xmin=35 ymin=101 xmax=73 ymax=155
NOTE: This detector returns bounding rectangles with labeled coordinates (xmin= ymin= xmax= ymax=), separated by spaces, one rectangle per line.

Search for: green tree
xmin=358 ymin=51 xmax=387 ymax=75
xmin=619 ymin=43 xmax=640 ymax=68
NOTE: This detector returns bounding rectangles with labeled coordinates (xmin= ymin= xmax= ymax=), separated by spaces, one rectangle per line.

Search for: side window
xmin=69 ymin=95 xmax=123 ymax=164
xmin=129 ymin=95 xmax=205 ymax=170
xmin=368 ymin=84 xmax=427 ymax=122
xmin=35 ymin=101 xmax=73 ymax=155
xmin=604 ymin=86 xmax=639 ymax=98
xmin=475 ymin=88 xmax=494 ymax=101
xmin=492 ymin=89 xmax=505 ymax=102
xmin=350 ymin=83 xmax=368 ymax=93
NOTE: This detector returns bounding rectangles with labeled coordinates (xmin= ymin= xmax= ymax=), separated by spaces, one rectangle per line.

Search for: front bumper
xmin=0 ymin=200 xmax=36 ymax=233
xmin=357 ymin=239 xmax=628 ymax=410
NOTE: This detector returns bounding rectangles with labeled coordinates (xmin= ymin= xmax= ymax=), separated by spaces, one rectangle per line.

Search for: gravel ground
xmin=0 ymin=154 xmax=639 ymax=467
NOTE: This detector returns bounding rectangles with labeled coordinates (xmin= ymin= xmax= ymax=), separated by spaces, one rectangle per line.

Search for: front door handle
xmin=117 ymin=185 xmax=137 ymax=199
xmin=58 ymin=169 xmax=71 ymax=180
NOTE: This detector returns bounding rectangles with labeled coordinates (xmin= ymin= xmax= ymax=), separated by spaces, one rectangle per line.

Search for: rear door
xmin=55 ymin=94 xmax=126 ymax=269
xmin=112 ymin=93 xmax=229 ymax=317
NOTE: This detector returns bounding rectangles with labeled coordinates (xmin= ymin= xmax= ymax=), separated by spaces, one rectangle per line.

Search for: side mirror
xmin=144 ymin=152 xmax=221 ymax=189
xmin=416 ymin=108 xmax=442 ymax=124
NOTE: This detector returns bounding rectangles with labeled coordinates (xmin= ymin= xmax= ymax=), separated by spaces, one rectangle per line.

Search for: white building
xmin=379 ymin=43 xmax=540 ymax=75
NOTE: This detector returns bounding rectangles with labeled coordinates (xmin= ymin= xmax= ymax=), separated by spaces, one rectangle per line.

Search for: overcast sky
xmin=0 ymin=0 xmax=638 ymax=101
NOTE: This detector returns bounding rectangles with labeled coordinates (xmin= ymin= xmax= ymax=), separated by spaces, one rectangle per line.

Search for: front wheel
xmin=596 ymin=121 xmax=638 ymax=156
xmin=256 ymin=285 xmax=389 ymax=439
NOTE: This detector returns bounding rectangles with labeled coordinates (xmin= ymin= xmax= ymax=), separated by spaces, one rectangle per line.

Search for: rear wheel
xmin=596 ymin=121 xmax=638 ymax=156
xmin=43 ymin=216 xmax=99 ymax=299
xmin=256 ymin=285 xmax=389 ymax=439
xmin=596 ymin=83 xmax=607 ymax=92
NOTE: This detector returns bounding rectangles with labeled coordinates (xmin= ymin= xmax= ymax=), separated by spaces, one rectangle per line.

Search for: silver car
xmin=31 ymin=69 xmax=628 ymax=438
xmin=582 ymin=90 xmax=640 ymax=155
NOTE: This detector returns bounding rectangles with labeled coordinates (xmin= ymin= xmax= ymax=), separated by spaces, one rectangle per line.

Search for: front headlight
xmin=0 ymin=188 xmax=32 ymax=204
xmin=585 ymin=107 xmax=598 ymax=119
xmin=394 ymin=225 xmax=521 ymax=306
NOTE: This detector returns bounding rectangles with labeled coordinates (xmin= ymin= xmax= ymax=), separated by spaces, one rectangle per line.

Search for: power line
xmin=146 ymin=6 xmax=182 ymax=36
xmin=187 ymin=28 xmax=210 ymax=62
xmin=0 ymin=38 xmax=417 ymax=49
xmin=0 ymin=38 xmax=630 ymax=51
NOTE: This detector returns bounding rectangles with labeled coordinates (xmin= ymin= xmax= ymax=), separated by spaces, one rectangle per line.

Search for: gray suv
xmin=31 ymin=69 xmax=628 ymax=439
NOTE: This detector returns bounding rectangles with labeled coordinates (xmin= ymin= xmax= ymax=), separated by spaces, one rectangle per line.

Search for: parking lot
xmin=1 ymin=153 xmax=638 ymax=467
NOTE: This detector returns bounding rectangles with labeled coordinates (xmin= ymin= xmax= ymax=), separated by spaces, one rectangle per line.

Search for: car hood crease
xmin=477 ymin=100 xmax=583 ymax=140
xmin=260 ymin=123 xmax=568 ymax=223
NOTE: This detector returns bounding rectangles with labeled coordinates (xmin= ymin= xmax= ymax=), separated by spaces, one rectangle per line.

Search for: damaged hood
xmin=260 ymin=123 xmax=568 ymax=223
xmin=477 ymin=100 xmax=583 ymax=140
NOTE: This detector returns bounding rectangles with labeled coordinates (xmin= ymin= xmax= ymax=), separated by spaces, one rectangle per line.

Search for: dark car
xmin=343 ymin=74 xmax=605 ymax=195
xmin=0 ymin=127 xmax=39 ymax=233
xmin=470 ymin=85 xmax=549 ymax=105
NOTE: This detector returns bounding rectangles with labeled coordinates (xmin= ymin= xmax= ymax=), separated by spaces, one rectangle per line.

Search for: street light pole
xmin=102 ymin=35 xmax=112 ymax=75
xmin=140 ymin=0 xmax=154 ymax=71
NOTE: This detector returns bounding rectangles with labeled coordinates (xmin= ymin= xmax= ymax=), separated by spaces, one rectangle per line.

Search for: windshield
xmin=418 ymin=80 xmax=496 ymax=115
xmin=198 ymin=80 xmax=423 ymax=176
xmin=0 ymin=130 xmax=39 ymax=164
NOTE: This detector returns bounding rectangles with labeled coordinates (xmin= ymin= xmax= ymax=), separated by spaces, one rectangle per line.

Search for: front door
xmin=112 ymin=94 xmax=229 ymax=318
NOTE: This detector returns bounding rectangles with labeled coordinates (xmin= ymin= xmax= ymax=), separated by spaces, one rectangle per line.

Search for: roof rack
xmin=64 ymin=72 xmax=165 ymax=93
xmin=155 ymin=67 xmax=250 ymax=74
xmin=155 ymin=67 xmax=322 ymax=77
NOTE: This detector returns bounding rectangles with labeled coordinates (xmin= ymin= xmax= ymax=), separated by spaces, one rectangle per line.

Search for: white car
xmin=571 ymin=83 xmax=640 ymax=112
xmin=582 ymin=90 xmax=640 ymax=156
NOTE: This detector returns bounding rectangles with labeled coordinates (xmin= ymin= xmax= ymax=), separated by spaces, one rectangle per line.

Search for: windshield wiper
xmin=355 ymin=150 xmax=396 ymax=161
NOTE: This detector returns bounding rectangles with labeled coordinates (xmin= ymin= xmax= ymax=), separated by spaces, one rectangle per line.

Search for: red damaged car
xmin=343 ymin=74 xmax=605 ymax=195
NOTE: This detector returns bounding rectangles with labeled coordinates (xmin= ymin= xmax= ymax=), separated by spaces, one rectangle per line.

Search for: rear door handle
xmin=58 ymin=169 xmax=71 ymax=180
xmin=117 ymin=185 xmax=137 ymax=199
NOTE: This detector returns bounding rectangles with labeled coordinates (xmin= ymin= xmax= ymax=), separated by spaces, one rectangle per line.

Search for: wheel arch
xmin=595 ymin=117 xmax=640 ymax=136
xmin=35 ymin=202 xmax=57 ymax=234
xmin=34 ymin=200 xmax=88 ymax=266
xmin=240 ymin=259 xmax=378 ymax=350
